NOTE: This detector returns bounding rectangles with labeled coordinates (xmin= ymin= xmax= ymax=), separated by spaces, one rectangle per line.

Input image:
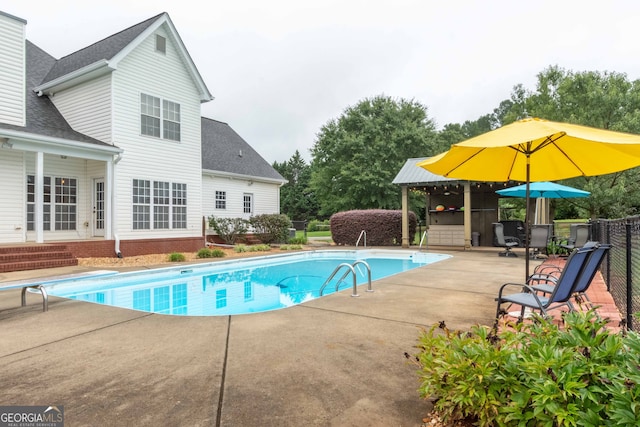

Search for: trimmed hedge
xmin=330 ymin=209 xmax=417 ymax=246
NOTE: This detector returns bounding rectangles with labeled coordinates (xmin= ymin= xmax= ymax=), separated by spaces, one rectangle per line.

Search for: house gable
xmin=34 ymin=13 xmax=213 ymax=103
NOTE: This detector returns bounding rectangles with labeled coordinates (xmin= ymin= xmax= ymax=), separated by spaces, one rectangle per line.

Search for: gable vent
xmin=155 ymin=35 xmax=166 ymax=54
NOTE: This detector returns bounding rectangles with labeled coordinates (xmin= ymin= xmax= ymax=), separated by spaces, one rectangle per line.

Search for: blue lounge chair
xmin=531 ymin=243 xmax=611 ymax=310
xmin=495 ymin=245 xmax=595 ymax=320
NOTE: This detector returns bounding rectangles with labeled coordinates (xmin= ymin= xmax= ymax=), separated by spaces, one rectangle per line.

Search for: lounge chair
xmin=530 ymin=240 xmax=599 ymax=279
xmin=531 ymin=243 xmax=611 ymax=310
xmin=493 ymin=222 xmax=519 ymax=257
xmin=495 ymin=245 xmax=595 ymax=320
xmin=529 ymin=224 xmax=552 ymax=259
xmin=561 ymin=223 xmax=590 ymax=251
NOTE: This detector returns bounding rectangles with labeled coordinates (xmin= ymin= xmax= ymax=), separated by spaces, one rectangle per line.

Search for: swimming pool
xmin=45 ymin=249 xmax=451 ymax=316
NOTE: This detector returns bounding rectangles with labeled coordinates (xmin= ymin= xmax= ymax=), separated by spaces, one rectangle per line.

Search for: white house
xmin=0 ymin=11 xmax=285 ymax=259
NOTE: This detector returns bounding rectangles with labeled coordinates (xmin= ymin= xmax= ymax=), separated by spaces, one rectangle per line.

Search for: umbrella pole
xmin=525 ymin=157 xmax=531 ymax=280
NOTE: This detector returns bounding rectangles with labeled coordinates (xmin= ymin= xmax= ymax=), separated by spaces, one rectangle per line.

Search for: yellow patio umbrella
xmin=418 ymin=117 xmax=640 ymax=278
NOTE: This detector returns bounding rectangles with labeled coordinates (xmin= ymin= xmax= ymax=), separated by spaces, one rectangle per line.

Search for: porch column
xmin=35 ymin=151 xmax=44 ymax=243
xmin=401 ymin=185 xmax=409 ymax=248
xmin=464 ymin=182 xmax=472 ymax=249
xmin=105 ymin=159 xmax=114 ymax=239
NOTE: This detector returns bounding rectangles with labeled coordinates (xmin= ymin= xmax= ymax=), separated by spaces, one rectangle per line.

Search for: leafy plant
xmin=208 ymin=216 xmax=249 ymax=244
xmin=168 ymin=252 xmax=185 ymax=262
xmin=196 ymin=248 xmax=226 ymax=258
xmin=288 ymin=236 xmax=307 ymax=245
xmin=249 ymin=214 xmax=291 ymax=244
xmin=413 ymin=310 xmax=640 ymax=426
xmin=280 ymin=244 xmax=303 ymax=250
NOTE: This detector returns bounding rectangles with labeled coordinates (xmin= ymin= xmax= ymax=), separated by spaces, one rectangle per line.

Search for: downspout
xmin=113 ymin=153 xmax=123 ymax=258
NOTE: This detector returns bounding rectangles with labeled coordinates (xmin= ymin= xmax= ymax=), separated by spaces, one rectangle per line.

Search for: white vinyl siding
xmin=202 ymin=176 xmax=281 ymax=220
xmin=0 ymin=150 xmax=26 ymax=242
xmin=49 ymin=74 xmax=113 ymax=143
xmin=111 ymin=25 xmax=202 ymax=239
xmin=0 ymin=13 xmax=26 ymax=126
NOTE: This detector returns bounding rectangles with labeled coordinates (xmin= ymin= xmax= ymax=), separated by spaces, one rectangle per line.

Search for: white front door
xmin=93 ymin=178 xmax=105 ymax=237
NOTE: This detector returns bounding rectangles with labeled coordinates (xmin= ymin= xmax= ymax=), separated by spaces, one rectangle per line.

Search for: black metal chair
xmin=493 ymin=222 xmax=519 ymax=257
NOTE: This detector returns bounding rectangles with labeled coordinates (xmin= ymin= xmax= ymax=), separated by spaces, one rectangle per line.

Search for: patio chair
xmin=561 ymin=223 xmax=590 ymax=251
xmin=529 ymin=224 xmax=552 ymax=259
xmin=493 ymin=222 xmax=520 ymax=257
xmin=530 ymin=240 xmax=600 ymax=279
xmin=495 ymin=245 xmax=594 ymax=320
xmin=531 ymin=243 xmax=611 ymax=310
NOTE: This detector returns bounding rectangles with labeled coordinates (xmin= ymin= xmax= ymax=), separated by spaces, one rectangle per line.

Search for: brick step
xmin=0 ymin=251 xmax=74 ymax=263
xmin=0 ymin=245 xmax=68 ymax=254
xmin=0 ymin=258 xmax=78 ymax=273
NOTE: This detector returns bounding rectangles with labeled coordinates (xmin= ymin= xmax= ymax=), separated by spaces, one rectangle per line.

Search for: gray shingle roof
xmin=0 ymin=40 xmax=112 ymax=147
xmin=41 ymin=13 xmax=163 ymax=83
xmin=201 ymin=117 xmax=285 ymax=182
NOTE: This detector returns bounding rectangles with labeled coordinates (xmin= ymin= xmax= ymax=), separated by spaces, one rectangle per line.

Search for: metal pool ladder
xmin=319 ymin=260 xmax=372 ymax=297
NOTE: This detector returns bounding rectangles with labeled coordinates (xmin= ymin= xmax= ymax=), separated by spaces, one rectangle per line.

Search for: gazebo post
xmin=464 ymin=182 xmax=472 ymax=249
xmin=401 ymin=185 xmax=409 ymax=248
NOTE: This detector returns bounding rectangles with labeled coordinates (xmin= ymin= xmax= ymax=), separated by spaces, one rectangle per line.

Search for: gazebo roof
xmin=392 ymin=157 xmax=463 ymax=186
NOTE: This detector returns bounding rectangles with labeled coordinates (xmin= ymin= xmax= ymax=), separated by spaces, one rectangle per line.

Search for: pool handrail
xmin=319 ymin=260 xmax=372 ymax=297
xmin=356 ymin=230 xmax=367 ymax=248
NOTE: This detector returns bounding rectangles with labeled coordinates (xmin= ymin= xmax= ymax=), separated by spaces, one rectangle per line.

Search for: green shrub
xmin=168 ymin=252 xmax=185 ymax=262
xmin=249 ymin=214 xmax=291 ymax=244
xmin=288 ymin=236 xmax=307 ymax=245
xmin=413 ymin=310 xmax=640 ymax=426
xmin=196 ymin=248 xmax=213 ymax=258
xmin=234 ymin=244 xmax=248 ymax=253
xmin=210 ymin=248 xmax=225 ymax=258
xmin=307 ymin=219 xmax=330 ymax=232
xmin=208 ymin=216 xmax=249 ymax=244
xmin=280 ymin=244 xmax=303 ymax=250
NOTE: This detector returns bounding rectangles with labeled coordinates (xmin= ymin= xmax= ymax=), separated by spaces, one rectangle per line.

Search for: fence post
xmin=626 ymin=222 xmax=633 ymax=331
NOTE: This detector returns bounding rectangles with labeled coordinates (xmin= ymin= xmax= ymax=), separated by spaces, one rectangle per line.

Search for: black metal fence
xmin=593 ymin=216 xmax=640 ymax=330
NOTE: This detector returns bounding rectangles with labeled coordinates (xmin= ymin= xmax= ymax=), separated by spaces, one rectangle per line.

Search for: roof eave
xmin=0 ymin=128 xmax=122 ymax=161
xmin=33 ymin=60 xmax=113 ymax=95
xmin=202 ymin=169 xmax=287 ymax=186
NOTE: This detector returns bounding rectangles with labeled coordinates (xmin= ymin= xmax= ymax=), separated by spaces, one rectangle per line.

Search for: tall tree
xmin=501 ymin=66 xmax=640 ymax=219
xmin=272 ymin=150 xmax=319 ymax=220
xmin=310 ymin=95 xmax=437 ymax=216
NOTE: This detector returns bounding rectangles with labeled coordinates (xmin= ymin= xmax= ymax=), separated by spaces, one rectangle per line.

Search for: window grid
xmin=26 ymin=175 xmax=51 ymax=231
xmin=172 ymin=183 xmax=187 ymax=229
xmin=172 ymin=284 xmax=188 ymax=315
xmin=141 ymin=93 xmax=180 ymax=141
xmin=153 ymin=286 xmax=171 ymax=314
xmin=163 ymin=100 xmax=181 ymax=141
xmin=243 ymin=193 xmax=253 ymax=214
xmin=215 ymin=191 xmax=226 ymax=210
xmin=133 ymin=289 xmax=151 ymax=311
xmin=133 ymin=179 xmax=187 ymax=230
xmin=154 ymin=181 xmax=170 ymax=229
xmin=244 ymin=281 xmax=253 ymax=302
xmin=133 ymin=179 xmax=151 ymax=230
xmin=140 ymin=94 xmax=161 ymax=137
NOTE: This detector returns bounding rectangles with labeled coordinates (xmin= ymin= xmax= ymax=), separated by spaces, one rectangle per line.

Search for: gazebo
xmin=393 ymin=157 xmax=515 ymax=249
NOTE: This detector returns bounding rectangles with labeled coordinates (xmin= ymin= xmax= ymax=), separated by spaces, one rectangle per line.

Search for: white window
xmin=243 ymin=193 xmax=253 ymax=214
xmin=133 ymin=179 xmax=187 ymax=230
xmin=133 ymin=179 xmax=151 ymax=230
xmin=27 ymin=175 xmax=76 ymax=231
xmin=27 ymin=175 xmax=51 ymax=231
xmin=215 ymin=191 xmax=226 ymax=210
xmin=140 ymin=94 xmax=180 ymax=141
xmin=172 ymin=183 xmax=187 ymax=229
xmin=154 ymin=181 xmax=170 ymax=229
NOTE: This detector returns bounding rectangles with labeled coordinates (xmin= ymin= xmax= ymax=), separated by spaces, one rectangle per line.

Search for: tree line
xmin=273 ymin=65 xmax=640 ymax=222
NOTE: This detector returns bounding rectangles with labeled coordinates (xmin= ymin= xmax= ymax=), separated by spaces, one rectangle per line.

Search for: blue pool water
xmin=45 ymin=250 xmax=450 ymax=316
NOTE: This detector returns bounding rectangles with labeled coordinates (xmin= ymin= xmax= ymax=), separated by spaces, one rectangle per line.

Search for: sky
xmin=7 ymin=1 xmax=640 ymax=163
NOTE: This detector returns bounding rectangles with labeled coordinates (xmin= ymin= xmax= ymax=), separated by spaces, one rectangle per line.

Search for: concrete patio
xmin=0 ymin=247 xmax=621 ymax=426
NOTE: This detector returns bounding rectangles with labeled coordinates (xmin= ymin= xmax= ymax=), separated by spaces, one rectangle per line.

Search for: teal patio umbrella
xmin=496 ymin=181 xmax=590 ymax=199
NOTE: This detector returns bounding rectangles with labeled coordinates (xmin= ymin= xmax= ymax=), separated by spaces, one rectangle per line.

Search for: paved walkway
xmin=0 ymin=247 xmax=622 ymax=426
